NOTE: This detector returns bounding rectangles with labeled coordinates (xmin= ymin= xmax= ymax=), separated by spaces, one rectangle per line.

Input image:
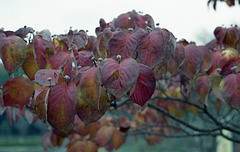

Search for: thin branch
xmin=110 ymin=98 xmax=132 ymax=108
xmin=131 ymin=130 xmax=219 ymax=138
xmin=220 ymin=130 xmax=240 ymax=143
xmin=147 ymin=103 xmax=221 ymax=133
xmin=150 ymin=95 xmax=203 ymax=110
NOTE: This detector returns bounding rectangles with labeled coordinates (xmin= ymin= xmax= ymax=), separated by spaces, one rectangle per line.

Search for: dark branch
xmin=147 ymin=103 xmax=221 ymax=133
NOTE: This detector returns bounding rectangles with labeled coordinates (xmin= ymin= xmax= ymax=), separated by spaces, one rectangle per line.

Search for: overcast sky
xmin=0 ymin=0 xmax=240 ymax=45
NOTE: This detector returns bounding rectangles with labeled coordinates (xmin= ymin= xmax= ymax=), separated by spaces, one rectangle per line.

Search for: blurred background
xmin=0 ymin=0 xmax=240 ymax=151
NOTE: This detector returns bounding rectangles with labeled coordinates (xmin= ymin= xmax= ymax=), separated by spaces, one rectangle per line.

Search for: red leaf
xmin=48 ymin=51 xmax=72 ymax=75
xmin=108 ymin=30 xmax=138 ymax=57
xmin=173 ymin=44 xmax=185 ymax=69
xmin=68 ymin=141 xmax=85 ymax=152
xmin=111 ymin=128 xmax=124 ymax=150
xmin=0 ymin=35 xmax=27 ymax=75
xmin=214 ymin=27 xmax=227 ymax=44
xmin=114 ymin=10 xmax=155 ymax=30
xmin=114 ymin=12 xmax=134 ymax=30
xmin=3 ymin=77 xmax=34 ymax=108
xmin=35 ymin=69 xmax=61 ymax=86
xmin=47 ymin=83 xmax=77 ymax=133
xmin=223 ymin=27 xmax=239 ymax=48
xmin=33 ymin=35 xmax=51 ymax=69
xmin=95 ymin=126 xmax=114 ymax=147
xmin=221 ymin=57 xmax=240 ymax=76
xmin=76 ymin=50 xmax=93 ymax=67
xmin=180 ymin=44 xmax=204 ymax=79
xmin=219 ymin=73 xmax=240 ymax=109
xmin=137 ymin=28 xmax=176 ymax=69
xmin=94 ymin=29 xmax=114 ymax=59
xmin=100 ymin=57 xmax=139 ymax=99
xmin=76 ymin=67 xmax=111 ymax=125
xmin=193 ymin=75 xmax=210 ymax=104
xmin=36 ymin=88 xmax=50 ymax=123
xmin=128 ymin=63 xmax=156 ymax=106
xmin=198 ymin=46 xmax=213 ymax=72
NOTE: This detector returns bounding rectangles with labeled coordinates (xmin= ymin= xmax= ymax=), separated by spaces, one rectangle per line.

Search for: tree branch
xmin=147 ymin=103 xmax=221 ymax=133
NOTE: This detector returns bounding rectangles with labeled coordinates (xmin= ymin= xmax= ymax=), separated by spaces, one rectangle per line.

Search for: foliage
xmin=208 ymin=0 xmax=240 ymax=10
xmin=1 ymin=8 xmax=240 ymax=152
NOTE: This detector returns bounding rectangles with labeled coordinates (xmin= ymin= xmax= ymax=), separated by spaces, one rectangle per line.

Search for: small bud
xmin=117 ymin=55 xmax=121 ymax=60
xmin=47 ymin=77 xmax=52 ymax=81
xmin=216 ymin=68 xmax=222 ymax=73
xmin=98 ymin=58 xmax=103 ymax=63
xmin=77 ymin=66 xmax=82 ymax=70
xmin=128 ymin=28 xmax=134 ymax=32
xmin=64 ymin=75 xmax=70 ymax=80
xmin=231 ymin=66 xmax=238 ymax=73
xmin=68 ymin=48 xmax=73 ymax=51
xmin=146 ymin=26 xmax=152 ymax=32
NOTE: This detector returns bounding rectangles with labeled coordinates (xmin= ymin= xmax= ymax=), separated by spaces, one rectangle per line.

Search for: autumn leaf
xmin=48 ymin=51 xmax=72 ymax=75
xmin=95 ymin=126 xmax=114 ymax=147
xmin=22 ymin=43 xmax=39 ymax=80
xmin=100 ymin=57 xmax=139 ymax=99
xmin=128 ymin=63 xmax=156 ymax=106
xmin=47 ymin=83 xmax=77 ymax=133
xmin=0 ymin=35 xmax=27 ymax=75
xmin=137 ymin=28 xmax=176 ymax=69
xmin=111 ymin=128 xmax=124 ymax=150
xmin=33 ymin=32 xmax=52 ymax=69
xmin=35 ymin=88 xmax=50 ymax=123
xmin=35 ymin=69 xmax=62 ymax=86
xmin=219 ymin=73 xmax=240 ymax=109
xmin=180 ymin=44 xmax=203 ymax=79
xmin=108 ymin=30 xmax=138 ymax=57
xmin=3 ymin=77 xmax=34 ymax=108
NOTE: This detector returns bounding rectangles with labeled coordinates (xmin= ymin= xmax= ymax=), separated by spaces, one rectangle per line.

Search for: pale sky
xmin=0 ymin=0 xmax=240 ymax=45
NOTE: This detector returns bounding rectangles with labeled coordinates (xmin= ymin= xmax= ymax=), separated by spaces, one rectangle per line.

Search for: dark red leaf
xmin=100 ymin=57 xmax=139 ymax=99
xmin=214 ymin=27 xmax=227 ymax=44
xmin=219 ymin=73 xmax=240 ymax=109
xmin=180 ymin=44 xmax=204 ymax=79
xmin=128 ymin=63 xmax=156 ymax=106
xmin=76 ymin=50 xmax=93 ymax=67
xmin=47 ymin=83 xmax=77 ymax=133
xmin=48 ymin=51 xmax=72 ymax=75
xmin=33 ymin=35 xmax=51 ymax=69
xmin=221 ymin=57 xmax=240 ymax=76
xmin=3 ymin=77 xmax=34 ymax=108
xmin=108 ymin=30 xmax=138 ymax=57
xmin=137 ymin=28 xmax=176 ymax=69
